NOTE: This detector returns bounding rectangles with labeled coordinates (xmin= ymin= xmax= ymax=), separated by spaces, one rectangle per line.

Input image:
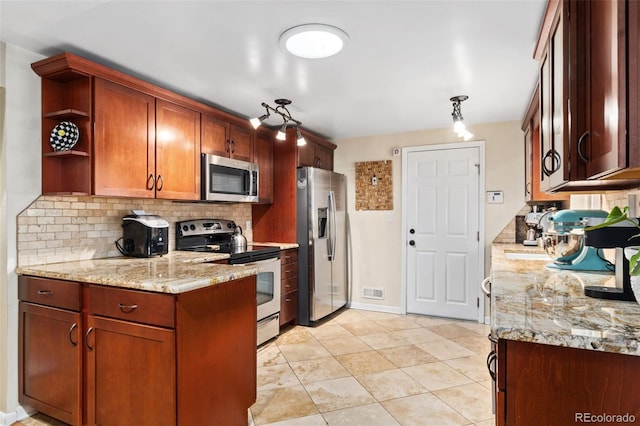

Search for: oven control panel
xmin=176 ymin=219 xmax=236 ymax=237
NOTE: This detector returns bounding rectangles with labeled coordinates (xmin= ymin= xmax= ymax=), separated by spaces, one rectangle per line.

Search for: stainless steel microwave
xmin=201 ymin=154 xmax=259 ymax=202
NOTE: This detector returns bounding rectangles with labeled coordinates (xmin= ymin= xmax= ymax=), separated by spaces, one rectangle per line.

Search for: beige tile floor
xmin=15 ymin=309 xmax=495 ymax=426
xmin=251 ymin=309 xmax=494 ymax=426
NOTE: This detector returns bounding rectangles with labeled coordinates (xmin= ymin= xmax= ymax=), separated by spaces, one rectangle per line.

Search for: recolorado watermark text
xmin=575 ymin=413 xmax=636 ymax=423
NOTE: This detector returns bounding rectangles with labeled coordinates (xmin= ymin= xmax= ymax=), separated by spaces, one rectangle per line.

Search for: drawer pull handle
xmin=119 ymin=303 xmax=138 ymax=313
xmin=285 ymin=298 xmax=292 ymax=302
xmin=85 ymin=327 xmax=94 ymax=351
xmin=69 ymin=323 xmax=78 ymax=346
xmin=37 ymin=289 xmax=54 ymax=296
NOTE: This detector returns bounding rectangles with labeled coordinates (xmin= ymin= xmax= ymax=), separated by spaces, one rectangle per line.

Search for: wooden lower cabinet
xmin=86 ymin=316 xmax=175 ymax=426
xmin=18 ymin=275 xmax=257 ymax=426
xmin=280 ymin=248 xmax=298 ymax=327
xmin=496 ymin=339 xmax=640 ymax=425
xmin=19 ymin=303 xmax=82 ymax=425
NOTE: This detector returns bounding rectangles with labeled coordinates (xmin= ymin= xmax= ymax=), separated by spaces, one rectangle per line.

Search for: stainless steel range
xmin=176 ymin=219 xmax=281 ymax=346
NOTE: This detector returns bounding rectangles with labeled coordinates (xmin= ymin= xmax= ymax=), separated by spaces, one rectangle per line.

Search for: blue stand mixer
xmin=542 ymin=209 xmax=613 ymax=272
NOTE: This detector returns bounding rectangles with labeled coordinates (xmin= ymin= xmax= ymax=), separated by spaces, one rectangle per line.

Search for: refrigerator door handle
xmin=328 ymin=190 xmax=337 ymax=261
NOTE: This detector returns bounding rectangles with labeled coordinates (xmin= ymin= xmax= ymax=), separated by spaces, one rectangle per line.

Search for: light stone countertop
xmin=16 ymin=251 xmax=259 ymax=294
xmin=252 ymin=242 xmax=299 ymax=250
xmin=491 ymin=243 xmax=640 ymax=356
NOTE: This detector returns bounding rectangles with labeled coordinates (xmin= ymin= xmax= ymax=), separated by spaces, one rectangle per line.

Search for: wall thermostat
xmin=487 ymin=191 xmax=504 ymax=204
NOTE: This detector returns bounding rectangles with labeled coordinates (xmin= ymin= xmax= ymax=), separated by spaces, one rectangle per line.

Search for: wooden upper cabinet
xmin=94 ymin=78 xmax=156 ymax=198
xmin=578 ymin=0 xmax=626 ymax=179
xmin=254 ymin=129 xmax=274 ymax=204
xmin=532 ymin=0 xmax=640 ymax=191
xmin=522 ymin=85 xmax=570 ymax=203
xmin=201 ymin=113 xmax=254 ymax=162
xmin=629 ymin=0 xmax=640 ymax=170
xmin=537 ymin=1 xmax=568 ymax=191
xmin=155 ymin=99 xmax=200 ymax=200
xmin=297 ymin=129 xmax=335 ymax=170
xmin=94 ymin=79 xmax=199 ymax=200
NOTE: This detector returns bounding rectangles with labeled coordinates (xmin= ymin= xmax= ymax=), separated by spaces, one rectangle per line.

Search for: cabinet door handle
xmin=37 ymin=289 xmax=53 ymax=296
xmin=156 ymin=175 xmax=164 ymax=191
xmin=577 ymin=131 xmax=589 ymax=163
xmin=230 ymin=140 xmax=235 ymax=154
xmin=69 ymin=323 xmax=78 ymax=346
xmin=226 ymin=139 xmax=231 ymax=153
xmin=487 ymin=351 xmax=497 ymax=382
xmin=542 ymin=150 xmax=561 ymax=175
xmin=525 ymin=181 xmax=531 ymax=195
xmin=146 ymin=174 xmax=155 ymax=190
xmin=118 ymin=303 xmax=138 ymax=313
xmin=85 ymin=327 xmax=94 ymax=351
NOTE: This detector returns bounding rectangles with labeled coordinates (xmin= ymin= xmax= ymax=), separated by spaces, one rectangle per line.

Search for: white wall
xmin=334 ymin=121 xmax=525 ymax=313
xmin=0 ymin=43 xmax=43 ymax=423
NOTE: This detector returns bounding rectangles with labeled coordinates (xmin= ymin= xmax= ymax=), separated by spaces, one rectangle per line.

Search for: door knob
xmin=409 ymin=240 xmax=415 ymax=246
xmin=409 ymin=229 xmax=415 ymax=234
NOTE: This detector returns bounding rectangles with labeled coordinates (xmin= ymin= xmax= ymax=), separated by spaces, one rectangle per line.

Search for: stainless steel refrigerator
xmin=297 ymin=167 xmax=348 ymax=325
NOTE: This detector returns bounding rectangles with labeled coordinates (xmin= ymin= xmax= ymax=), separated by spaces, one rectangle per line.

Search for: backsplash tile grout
xmin=17 ymin=195 xmax=252 ymax=266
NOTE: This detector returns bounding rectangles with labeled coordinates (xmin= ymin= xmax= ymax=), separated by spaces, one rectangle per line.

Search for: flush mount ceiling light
xmin=450 ymin=95 xmax=474 ymax=141
xmin=250 ymin=99 xmax=306 ymax=146
xmin=280 ymin=24 xmax=349 ymax=59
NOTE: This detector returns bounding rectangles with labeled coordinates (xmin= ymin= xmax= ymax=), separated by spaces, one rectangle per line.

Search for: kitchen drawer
xmin=281 ymin=262 xmax=298 ymax=280
xmin=281 ymin=276 xmax=298 ymax=294
xmin=280 ymin=290 xmax=298 ymax=326
xmin=18 ymin=276 xmax=82 ymax=311
xmin=281 ymin=249 xmax=298 ymax=265
xmin=88 ymin=285 xmax=175 ymax=328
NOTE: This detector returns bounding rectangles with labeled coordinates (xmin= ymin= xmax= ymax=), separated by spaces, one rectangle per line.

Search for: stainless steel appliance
xmin=201 ymin=153 xmax=259 ymax=202
xmin=296 ymin=167 xmax=348 ymax=325
xmin=175 ymin=219 xmax=281 ymax=345
xmin=119 ymin=212 xmax=169 ymax=257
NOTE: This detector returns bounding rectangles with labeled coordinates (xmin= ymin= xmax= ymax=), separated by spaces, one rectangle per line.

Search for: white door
xmin=406 ymin=145 xmax=480 ymax=320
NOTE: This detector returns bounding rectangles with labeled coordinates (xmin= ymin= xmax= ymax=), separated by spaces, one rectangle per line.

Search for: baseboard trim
xmin=347 ymin=302 xmax=403 ymax=315
xmin=1 ymin=405 xmax=34 ymax=425
xmin=0 ymin=410 xmax=17 ymax=426
xmin=484 ymin=315 xmax=491 ymax=325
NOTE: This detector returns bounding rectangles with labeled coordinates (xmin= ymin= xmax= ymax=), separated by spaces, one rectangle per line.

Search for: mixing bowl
xmin=543 ymin=230 xmax=586 ymax=264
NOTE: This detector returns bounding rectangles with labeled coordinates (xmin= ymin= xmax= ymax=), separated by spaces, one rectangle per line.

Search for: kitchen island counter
xmin=16 ymin=251 xmax=258 ymax=294
xmin=491 ymin=243 xmax=640 ymax=356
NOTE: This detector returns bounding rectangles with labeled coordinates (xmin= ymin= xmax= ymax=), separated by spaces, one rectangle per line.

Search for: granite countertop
xmin=253 ymin=242 xmax=299 ymax=250
xmin=16 ymin=251 xmax=259 ymax=294
xmin=491 ymin=243 xmax=640 ymax=356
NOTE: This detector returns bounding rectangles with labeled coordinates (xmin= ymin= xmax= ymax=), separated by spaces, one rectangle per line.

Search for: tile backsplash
xmin=17 ymin=195 xmax=252 ymax=266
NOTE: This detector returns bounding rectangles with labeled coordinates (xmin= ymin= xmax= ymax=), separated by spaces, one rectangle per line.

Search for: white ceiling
xmin=0 ymin=0 xmax=546 ymax=140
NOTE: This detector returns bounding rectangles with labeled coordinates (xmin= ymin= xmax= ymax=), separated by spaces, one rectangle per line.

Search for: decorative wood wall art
xmin=355 ymin=160 xmax=393 ymax=210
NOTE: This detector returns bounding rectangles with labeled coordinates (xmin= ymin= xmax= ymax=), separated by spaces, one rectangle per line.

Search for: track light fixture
xmin=250 ymin=98 xmax=306 ymax=146
xmin=450 ymin=95 xmax=474 ymax=141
